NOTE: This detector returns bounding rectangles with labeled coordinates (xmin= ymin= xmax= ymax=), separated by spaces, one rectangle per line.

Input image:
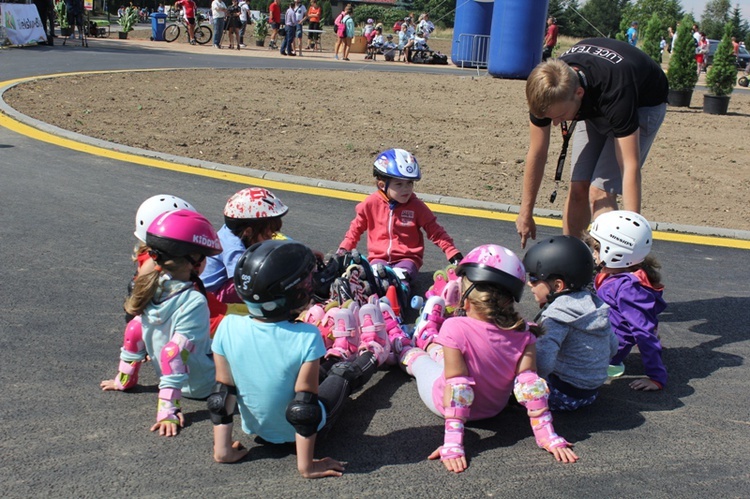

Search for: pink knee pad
xmin=122 ymin=316 xmax=144 ymax=354
xmin=513 ymin=371 xmax=549 ymax=412
xmin=160 ymin=333 xmax=195 ymax=376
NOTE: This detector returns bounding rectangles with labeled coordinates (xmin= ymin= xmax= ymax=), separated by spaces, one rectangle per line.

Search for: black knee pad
xmin=207 ymin=382 xmax=237 ymax=425
xmin=285 ymin=391 xmax=322 ymax=437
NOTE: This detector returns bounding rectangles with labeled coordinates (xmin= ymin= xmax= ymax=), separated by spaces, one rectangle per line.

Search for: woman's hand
xmin=150 ymin=412 xmax=185 ymax=437
xmin=298 ymin=457 xmax=346 ymax=479
xmin=428 ymin=446 xmax=468 ymax=473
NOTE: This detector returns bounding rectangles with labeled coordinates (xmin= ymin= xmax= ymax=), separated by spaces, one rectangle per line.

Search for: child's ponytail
xmin=467 ymin=282 xmax=543 ymax=337
xmin=124 ymin=255 xmax=185 ymax=316
xmin=125 ymin=268 xmax=162 ymax=317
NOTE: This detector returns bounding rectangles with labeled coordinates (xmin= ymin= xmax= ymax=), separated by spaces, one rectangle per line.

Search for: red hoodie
xmin=340 ymin=191 xmax=460 ymax=269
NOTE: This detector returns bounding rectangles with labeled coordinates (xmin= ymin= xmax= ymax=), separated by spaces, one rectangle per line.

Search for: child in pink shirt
xmin=400 ymin=244 xmax=579 ymax=473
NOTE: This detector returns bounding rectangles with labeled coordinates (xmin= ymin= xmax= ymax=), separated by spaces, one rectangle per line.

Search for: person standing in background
xmin=542 ymin=16 xmax=558 ymax=61
xmin=626 ymin=21 xmax=638 ymax=46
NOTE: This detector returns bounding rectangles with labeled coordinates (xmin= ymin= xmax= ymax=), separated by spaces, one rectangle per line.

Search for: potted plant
xmin=703 ymin=24 xmax=736 ymax=115
xmin=54 ymin=0 xmax=72 ymax=37
xmin=253 ymin=14 xmax=269 ymax=46
xmin=118 ymin=6 xmax=139 ymax=39
xmin=666 ymin=16 xmax=698 ymax=107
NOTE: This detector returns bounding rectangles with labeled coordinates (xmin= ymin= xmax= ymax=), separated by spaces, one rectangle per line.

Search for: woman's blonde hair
xmin=526 ymin=59 xmax=579 ymax=118
xmin=124 ymin=256 xmax=190 ymax=317
xmin=462 ymin=277 xmax=542 ymax=337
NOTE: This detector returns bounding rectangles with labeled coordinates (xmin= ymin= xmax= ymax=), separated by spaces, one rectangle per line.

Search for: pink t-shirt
xmin=433 ymin=316 xmax=536 ymax=420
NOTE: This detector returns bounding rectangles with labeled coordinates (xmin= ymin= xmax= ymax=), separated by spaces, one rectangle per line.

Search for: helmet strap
xmin=455 ymin=283 xmax=476 ymax=317
xmin=190 ymin=271 xmax=208 ymax=297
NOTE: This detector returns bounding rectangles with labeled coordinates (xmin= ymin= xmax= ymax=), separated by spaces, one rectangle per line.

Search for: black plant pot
xmin=667 ymin=89 xmax=693 ymax=107
xmin=118 ymin=31 xmax=128 ymax=39
xmin=255 ymin=39 xmax=265 ymax=46
xmin=703 ymin=94 xmax=730 ymax=115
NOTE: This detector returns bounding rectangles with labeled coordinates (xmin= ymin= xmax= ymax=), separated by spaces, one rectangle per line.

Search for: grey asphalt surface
xmin=1 ymin=40 xmax=749 ymax=498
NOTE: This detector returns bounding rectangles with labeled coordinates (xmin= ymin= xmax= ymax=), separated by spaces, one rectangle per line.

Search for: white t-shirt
xmin=211 ymin=0 xmax=226 ymax=19
xmin=239 ymin=1 xmax=250 ymax=21
xmin=294 ymin=4 xmax=306 ymax=23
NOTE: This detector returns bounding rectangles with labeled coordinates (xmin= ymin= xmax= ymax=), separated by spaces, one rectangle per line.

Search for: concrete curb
xmin=2 ymin=74 xmax=750 ymax=242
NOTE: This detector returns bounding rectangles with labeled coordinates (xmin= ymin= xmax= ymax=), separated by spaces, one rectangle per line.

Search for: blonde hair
xmin=462 ymin=277 xmax=542 ymax=337
xmin=526 ymin=59 xmax=579 ymax=118
xmin=124 ymin=256 xmax=190 ymax=317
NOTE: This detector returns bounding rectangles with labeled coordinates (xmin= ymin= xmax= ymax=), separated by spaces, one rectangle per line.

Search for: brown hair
xmin=463 ymin=278 xmax=543 ymax=337
xmin=526 ymin=59 xmax=578 ymax=118
xmin=124 ymin=256 xmax=190 ymax=316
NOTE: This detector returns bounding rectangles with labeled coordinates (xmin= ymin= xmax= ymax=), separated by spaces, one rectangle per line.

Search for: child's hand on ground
xmin=547 ymin=444 xmax=579 ymax=463
xmin=100 ymin=379 xmax=119 ymax=391
xmin=150 ymin=413 xmax=184 ymax=437
xmin=214 ymin=440 xmax=248 ymax=463
xmin=298 ymin=457 xmax=346 ymax=479
xmin=629 ymin=378 xmax=661 ymax=391
xmin=428 ymin=446 xmax=468 ymax=473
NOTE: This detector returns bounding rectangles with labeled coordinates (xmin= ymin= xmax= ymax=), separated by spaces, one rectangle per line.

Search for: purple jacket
xmin=595 ymin=269 xmax=667 ymax=387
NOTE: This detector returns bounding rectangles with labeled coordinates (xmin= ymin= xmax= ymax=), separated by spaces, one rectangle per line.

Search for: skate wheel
xmin=432 ymin=269 xmax=448 ymax=282
xmin=607 ymin=363 xmax=625 ymax=378
xmin=410 ymin=295 xmax=424 ymax=310
xmin=324 ymin=300 xmax=340 ymax=311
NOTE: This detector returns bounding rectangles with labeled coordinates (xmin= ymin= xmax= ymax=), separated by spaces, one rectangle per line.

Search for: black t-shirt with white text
xmin=529 ymin=38 xmax=668 ymax=137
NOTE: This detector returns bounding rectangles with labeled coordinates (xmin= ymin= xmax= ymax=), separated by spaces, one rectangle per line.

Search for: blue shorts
xmin=295 ymin=24 xmax=303 ymax=38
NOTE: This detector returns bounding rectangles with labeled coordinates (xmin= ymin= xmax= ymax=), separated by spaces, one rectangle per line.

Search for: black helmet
xmin=234 ymin=240 xmax=316 ymax=319
xmin=522 ymin=235 xmax=594 ymax=291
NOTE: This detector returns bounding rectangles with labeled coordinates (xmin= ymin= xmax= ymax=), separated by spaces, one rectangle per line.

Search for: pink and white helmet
xmin=223 ymin=187 xmax=288 ymax=231
xmin=134 ymin=195 xmax=196 ymax=243
xmin=590 ymin=210 xmax=652 ymax=268
xmin=146 ymin=209 xmax=222 ymax=258
xmin=456 ymin=244 xmax=526 ymax=302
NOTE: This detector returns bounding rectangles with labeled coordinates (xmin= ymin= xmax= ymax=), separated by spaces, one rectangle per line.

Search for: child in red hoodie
xmin=338 ymin=148 xmax=463 ymax=286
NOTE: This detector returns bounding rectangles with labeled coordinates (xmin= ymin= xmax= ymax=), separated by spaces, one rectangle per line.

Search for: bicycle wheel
xmin=195 ymin=25 xmax=212 ymax=45
xmin=163 ymin=24 xmax=180 ymax=43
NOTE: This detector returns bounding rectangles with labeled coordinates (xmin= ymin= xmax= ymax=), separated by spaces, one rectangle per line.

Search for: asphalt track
xmin=1 ymin=40 xmax=749 ymax=498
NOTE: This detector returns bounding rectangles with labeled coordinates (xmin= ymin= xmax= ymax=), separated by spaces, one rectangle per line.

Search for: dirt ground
xmin=5 ymin=33 xmax=750 ymax=231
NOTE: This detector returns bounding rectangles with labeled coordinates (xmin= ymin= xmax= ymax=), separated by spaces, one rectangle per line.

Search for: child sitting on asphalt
xmin=101 ymin=209 xmax=223 ymax=437
xmin=200 ymin=187 xmax=287 ymax=303
xmin=400 ymin=244 xmax=579 ymax=473
xmin=589 ymin=210 xmax=667 ymax=391
xmin=522 ymin=235 xmax=617 ymax=410
xmin=210 ymin=240 xmax=382 ymax=478
xmin=337 ymin=148 xmax=463 ymax=288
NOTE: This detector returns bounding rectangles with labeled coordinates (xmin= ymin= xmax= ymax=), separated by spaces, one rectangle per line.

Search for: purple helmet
xmin=456 ymin=244 xmax=526 ymax=302
xmin=146 ymin=209 xmax=222 ymax=258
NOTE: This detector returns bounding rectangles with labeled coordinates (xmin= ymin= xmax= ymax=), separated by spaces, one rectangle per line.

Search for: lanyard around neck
xmin=549 ymin=119 xmax=577 ymax=203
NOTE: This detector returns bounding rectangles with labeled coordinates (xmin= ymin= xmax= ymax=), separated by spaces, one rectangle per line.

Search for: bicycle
xmin=163 ymin=13 xmax=212 ymax=44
